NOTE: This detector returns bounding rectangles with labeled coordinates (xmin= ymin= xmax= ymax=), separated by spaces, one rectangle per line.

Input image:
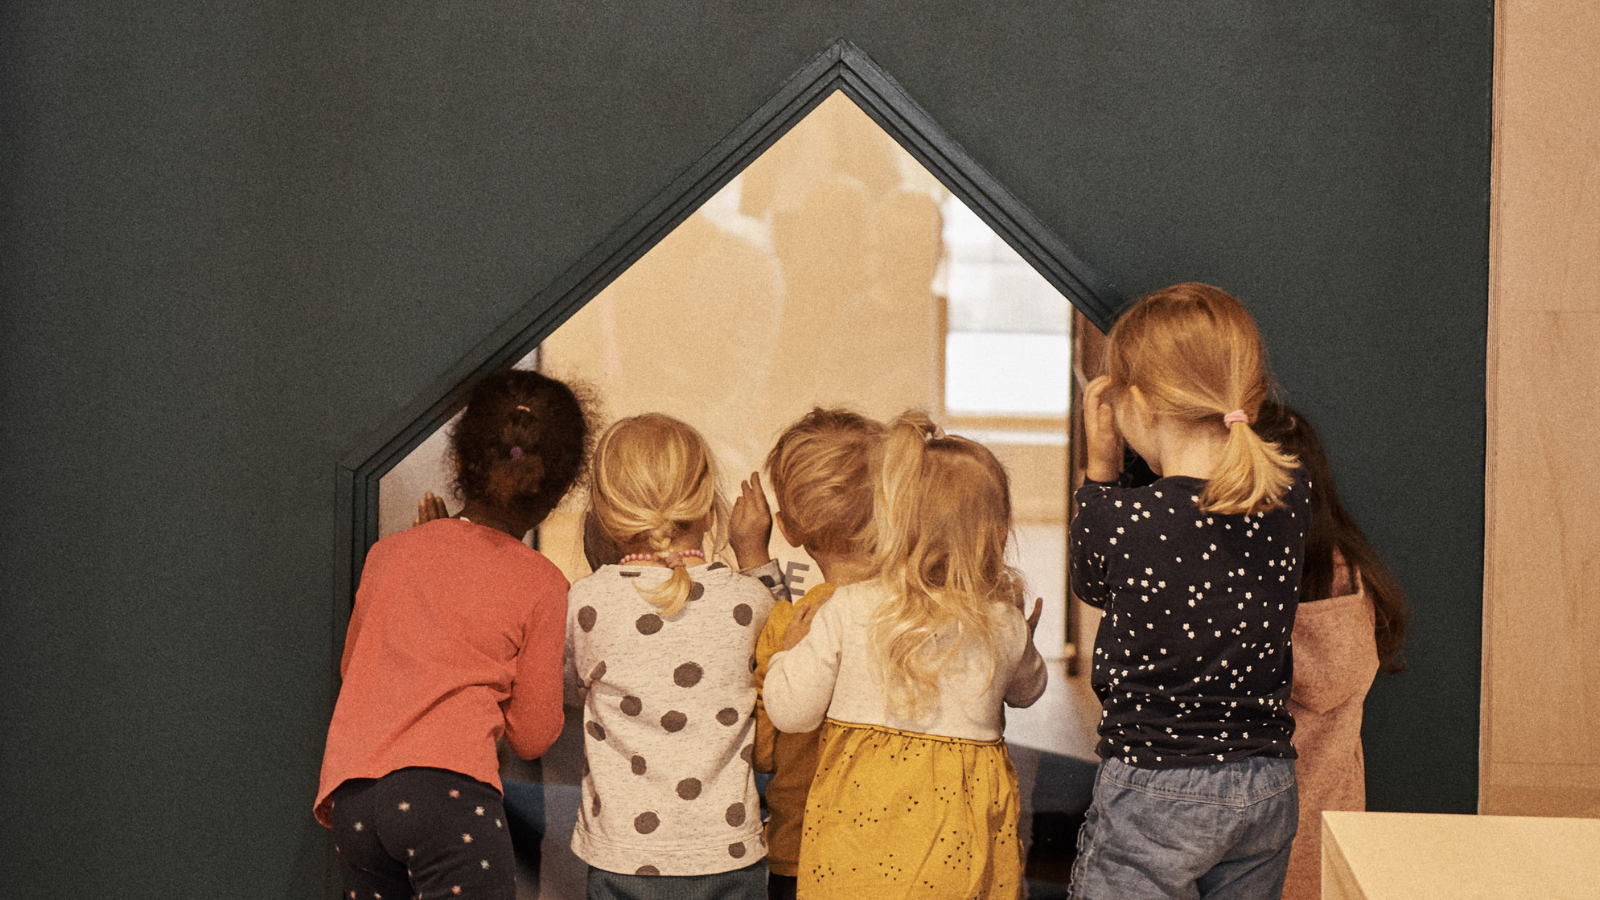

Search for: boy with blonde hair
xmin=727 ymin=407 xmax=885 ymax=900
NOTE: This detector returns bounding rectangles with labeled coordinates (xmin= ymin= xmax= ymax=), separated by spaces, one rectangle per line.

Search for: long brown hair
xmin=1255 ymin=401 xmax=1410 ymax=673
xmin=1105 ymin=283 xmax=1297 ymax=515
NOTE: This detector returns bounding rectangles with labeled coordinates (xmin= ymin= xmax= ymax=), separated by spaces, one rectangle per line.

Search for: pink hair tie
xmin=1223 ymin=409 xmax=1249 ymax=426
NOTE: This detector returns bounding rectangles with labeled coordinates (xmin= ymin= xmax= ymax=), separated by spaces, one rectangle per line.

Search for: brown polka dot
xmin=636 ymin=614 xmax=663 ymax=635
xmin=631 ymin=755 xmax=647 ymax=776
xmin=586 ymin=721 xmax=606 ymax=741
xmin=716 ymin=707 xmax=740 ymax=726
xmin=758 ymin=575 xmax=777 ymax=588
xmin=591 ymin=794 xmax=601 ymax=815
xmin=635 ymin=866 xmax=660 ymax=876
xmin=673 ymin=662 xmax=703 ymax=688
xmin=733 ymin=604 xmax=753 ymax=626
xmin=676 ymin=778 xmax=702 ymax=800
xmin=749 ymin=656 xmax=757 ymax=672
xmin=634 ymin=812 xmax=660 ymax=834
xmin=707 ymin=562 xmax=728 ymax=571
xmin=588 ymin=661 xmax=606 ymax=683
xmin=583 ymin=758 xmax=590 ymax=777
xmin=729 ymin=841 xmax=746 ymax=859
xmin=661 ymin=711 xmax=688 ymax=733
xmin=577 ymin=606 xmax=597 ymax=632
xmin=620 ymin=695 xmax=642 ymax=716
xmin=725 ymin=803 xmax=746 ymax=826
xmin=740 ymin=743 xmax=754 ymax=764
xmin=687 ymin=583 xmax=705 ymax=602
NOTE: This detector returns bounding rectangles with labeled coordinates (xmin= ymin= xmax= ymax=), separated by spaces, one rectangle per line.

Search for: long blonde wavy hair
xmin=1106 ymin=282 xmax=1298 ymax=515
xmin=589 ymin=414 xmax=729 ymax=617
xmin=868 ymin=412 xmax=1022 ymax=719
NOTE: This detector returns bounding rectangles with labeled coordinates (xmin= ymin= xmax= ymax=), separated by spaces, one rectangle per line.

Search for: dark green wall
xmin=0 ymin=2 xmax=1489 ymax=895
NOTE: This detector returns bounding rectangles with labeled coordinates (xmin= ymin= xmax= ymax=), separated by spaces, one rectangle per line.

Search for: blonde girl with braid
xmin=1067 ymin=283 xmax=1310 ymax=900
xmin=763 ymin=412 xmax=1048 ymax=900
xmin=566 ymin=413 xmax=776 ymax=899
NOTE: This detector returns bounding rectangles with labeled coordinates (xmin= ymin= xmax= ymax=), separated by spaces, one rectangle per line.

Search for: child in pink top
xmin=1255 ymin=401 xmax=1410 ymax=900
xmin=316 ymin=369 xmax=593 ymax=900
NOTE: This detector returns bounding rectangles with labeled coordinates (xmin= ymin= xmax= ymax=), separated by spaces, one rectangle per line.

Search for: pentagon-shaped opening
xmin=340 ymin=42 xmax=1121 ymax=896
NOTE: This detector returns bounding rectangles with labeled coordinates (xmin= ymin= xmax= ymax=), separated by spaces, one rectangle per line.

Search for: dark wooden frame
xmin=333 ymin=37 xmax=1124 ymax=654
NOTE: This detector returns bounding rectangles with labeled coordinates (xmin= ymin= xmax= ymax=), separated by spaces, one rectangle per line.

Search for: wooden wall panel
xmin=1482 ymin=0 xmax=1600 ymax=818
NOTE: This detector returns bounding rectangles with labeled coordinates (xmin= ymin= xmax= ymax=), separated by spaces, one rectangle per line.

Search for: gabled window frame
xmin=333 ymin=38 xmax=1124 ymax=667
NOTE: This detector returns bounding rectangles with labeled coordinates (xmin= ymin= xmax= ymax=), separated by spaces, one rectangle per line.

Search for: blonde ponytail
xmin=869 ymin=412 xmax=1019 ymax=719
xmin=1106 ymin=283 xmax=1298 ymax=516
xmin=590 ymin=414 xmax=729 ymax=617
xmin=1202 ymin=413 xmax=1298 ymax=515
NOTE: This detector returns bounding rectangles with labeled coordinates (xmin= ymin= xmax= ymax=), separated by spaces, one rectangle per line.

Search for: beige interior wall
xmin=538 ymin=92 xmax=945 ymax=586
xmin=1482 ymin=0 xmax=1600 ymax=818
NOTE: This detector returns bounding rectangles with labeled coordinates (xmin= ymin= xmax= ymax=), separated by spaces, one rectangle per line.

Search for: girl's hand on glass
xmin=729 ymin=472 xmax=774 ymax=570
xmin=1084 ymin=375 xmax=1124 ymax=483
xmin=1025 ymin=597 xmax=1043 ymax=641
xmin=413 ymin=491 xmax=450 ymax=527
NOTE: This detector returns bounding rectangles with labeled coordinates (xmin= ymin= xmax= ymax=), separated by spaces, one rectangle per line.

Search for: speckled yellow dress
xmin=800 ymin=721 xmax=1023 ymax=899
xmin=761 ymin=581 xmax=1048 ymax=900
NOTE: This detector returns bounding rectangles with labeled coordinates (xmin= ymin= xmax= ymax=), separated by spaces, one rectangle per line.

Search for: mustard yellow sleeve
xmin=753 ymin=602 xmax=796 ymax=773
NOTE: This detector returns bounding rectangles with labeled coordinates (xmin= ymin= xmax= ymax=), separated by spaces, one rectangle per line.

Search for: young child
xmin=566 ymin=413 xmax=776 ymax=898
xmin=1068 ymin=282 xmax=1310 ymax=900
xmin=1254 ymin=401 xmax=1410 ymax=900
xmin=764 ymin=412 xmax=1048 ymax=900
xmin=730 ymin=407 xmax=887 ymax=900
xmin=316 ymin=369 xmax=591 ymax=900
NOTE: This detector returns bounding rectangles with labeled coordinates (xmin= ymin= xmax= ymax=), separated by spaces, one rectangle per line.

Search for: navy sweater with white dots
xmin=1070 ymin=471 xmax=1311 ymax=768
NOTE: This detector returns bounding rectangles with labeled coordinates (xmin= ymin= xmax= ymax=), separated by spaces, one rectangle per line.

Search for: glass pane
xmin=944 ymin=331 xmax=1071 ymax=416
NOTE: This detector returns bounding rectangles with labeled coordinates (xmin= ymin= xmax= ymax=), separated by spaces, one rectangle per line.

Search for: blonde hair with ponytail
xmin=1106 ymin=282 xmax=1297 ymax=515
xmin=868 ymin=412 xmax=1022 ymax=719
xmin=590 ymin=414 xmax=729 ymax=617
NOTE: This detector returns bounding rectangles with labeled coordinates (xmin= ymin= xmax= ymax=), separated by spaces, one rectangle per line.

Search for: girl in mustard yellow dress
xmin=763 ymin=412 xmax=1047 ymax=900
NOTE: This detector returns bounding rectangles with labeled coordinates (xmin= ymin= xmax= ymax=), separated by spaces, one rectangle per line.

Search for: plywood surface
xmin=1483 ymin=0 xmax=1600 ymax=818
xmin=1321 ymin=812 xmax=1600 ymax=900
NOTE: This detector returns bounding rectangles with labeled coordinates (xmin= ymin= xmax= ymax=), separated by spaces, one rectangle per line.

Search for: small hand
xmin=413 ymin=491 xmax=451 ymax=527
xmin=1083 ymin=375 xmax=1124 ymax=483
xmin=729 ymin=472 xmax=774 ymax=570
xmin=782 ymin=599 xmax=825 ymax=651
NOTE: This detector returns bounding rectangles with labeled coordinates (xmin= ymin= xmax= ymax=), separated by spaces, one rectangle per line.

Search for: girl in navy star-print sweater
xmin=1066 ymin=283 xmax=1310 ymax=900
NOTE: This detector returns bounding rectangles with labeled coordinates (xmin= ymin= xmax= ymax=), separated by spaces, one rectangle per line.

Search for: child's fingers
xmin=743 ymin=472 xmax=769 ymax=512
xmin=783 ymin=603 xmax=820 ymax=650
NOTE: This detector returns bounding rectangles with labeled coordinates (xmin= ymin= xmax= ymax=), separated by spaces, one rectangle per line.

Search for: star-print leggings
xmin=330 ymin=767 xmax=516 ymax=900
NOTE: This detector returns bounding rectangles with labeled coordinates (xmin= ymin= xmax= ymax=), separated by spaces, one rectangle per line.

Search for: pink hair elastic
xmin=1223 ymin=409 xmax=1249 ymax=426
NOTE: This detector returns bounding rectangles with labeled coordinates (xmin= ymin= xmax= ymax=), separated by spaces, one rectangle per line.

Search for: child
xmin=1254 ymin=401 xmax=1410 ymax=900
xmin=731 ymin=407 xmax=887 ymax=900
xmin=567 ymin=413 xmax=776 ymax=898
xmin=1067 ymin=282 xmax=1310 ymax=900
xmin=316 ymin=368 xmax=591 ymax=900
xmin=764 ymin=412 xmax=1048 ymax=900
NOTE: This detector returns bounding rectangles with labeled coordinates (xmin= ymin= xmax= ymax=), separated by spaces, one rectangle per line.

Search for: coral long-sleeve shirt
xmin=315 ymin=518 xmax=568 ymax=826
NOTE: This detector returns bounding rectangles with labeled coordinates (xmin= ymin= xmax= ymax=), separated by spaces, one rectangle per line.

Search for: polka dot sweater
xmin=566 ymin=561 xmax=776 ymax=876
xmin=1069 ymin=472 xmax=1311 ymax=768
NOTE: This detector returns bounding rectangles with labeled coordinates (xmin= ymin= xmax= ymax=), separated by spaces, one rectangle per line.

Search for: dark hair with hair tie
xmin=449 ymin=369 xmax=595 ymax=524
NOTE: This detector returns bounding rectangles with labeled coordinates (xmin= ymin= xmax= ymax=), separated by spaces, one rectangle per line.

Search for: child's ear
xmin=1126 ymin=385 xmax=1157 ymax=427
xmin=774 ymin=510 xmax=799 ymax=548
